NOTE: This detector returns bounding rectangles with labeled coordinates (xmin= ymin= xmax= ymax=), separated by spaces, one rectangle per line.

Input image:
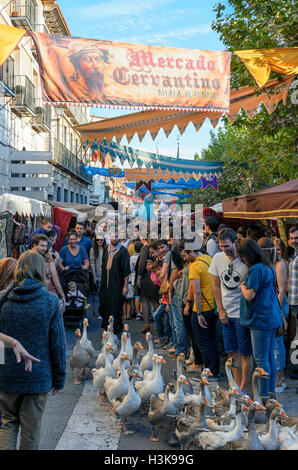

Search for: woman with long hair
xmin=237 ymin=238 xmax=283 ymax=400
xmin=258 ymin=237 xmax=289 ymax=392
xmin=0 ymin=258 xmax=40 ymax=371
xmin=0 ymin=251 xmax=66 ymax=450
xmin=90 ymin=232 xmax=106 ymax=288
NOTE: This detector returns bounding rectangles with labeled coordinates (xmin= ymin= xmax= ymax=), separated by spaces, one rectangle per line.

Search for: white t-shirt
xmin=206 ymin=237 xmax=220 ymax=258
xmin=208 ymin=252 xmax=248 ymax=318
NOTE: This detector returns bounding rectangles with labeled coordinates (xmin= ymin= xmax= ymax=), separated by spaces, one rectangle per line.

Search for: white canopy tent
xmin=0 ymin=193 xmax=52 ymax=218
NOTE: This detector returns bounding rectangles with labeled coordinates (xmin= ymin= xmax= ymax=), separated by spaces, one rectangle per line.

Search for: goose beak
xmin=257 ymin=404 xmax=265 ymax=413
xmin=109 ymin=345 xmax=114 ymax=351
xmin=243 ymin=406 xmax=249 ymax=412
xmin=207 ymin=370 xmax=213 ymax=376
xmin=138 ymin=344 xmax=144 ymax=350
xmin=246 ymin=397 xmax=253 ymax=405
xmin=203 ymin=377 xmax=209 ymax=385
xmin=233 ymin=389 xmax=239 ymax=396
xmin=280 ymin=410 xmax=288 ymax=419
xmin=205 ymin=400 xmax=211 ymax=407
xmin=160 ymin=358 xmax=166 ymax=364
xmin=274 ymin=401 xmax=283 ymax=407
xmin=136 ymin=372 xmax=141 ymax=378
xmin=179 ymin=353 xmax=185 ymax=359
xmin=260 ymin=369 xmax=269 ymax=378
xmin=183 ymin=379 xmax=190 ymax=386
xmin=125 ymin=355 xmax=131 ymax=361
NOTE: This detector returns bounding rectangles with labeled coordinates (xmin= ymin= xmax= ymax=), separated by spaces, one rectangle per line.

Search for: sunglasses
xmin=228 ymin=262 xmax=233 ymax=276
xmin=96 ymin=239 xmax=104 ymax=242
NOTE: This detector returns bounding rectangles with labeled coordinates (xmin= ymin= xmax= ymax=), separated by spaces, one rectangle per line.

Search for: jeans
xmin=0 ymin=392 xmax=48 ymax=450
xmin=153 ymin=304 xmax=171 ymax=340
xmin=275 ymin=336 xmax=286 ymax=371
xmin=191 ymin=309 xmax=220 ymax=376
xmin=182 ymin=305 xmax=203 ymax=365
xmin=250 ymin=328 xmax=277 ymax=396
xmin=170 ymin=292 xmax=188 ymax=355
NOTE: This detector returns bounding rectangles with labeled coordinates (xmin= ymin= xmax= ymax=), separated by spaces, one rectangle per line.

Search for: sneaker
xmin=185 ymin=358 xmax=194 ymax=366
xmin=148 ymin=316 xmax=154 ymax=323
xmin=160 ymin=338 xmax=171 ymax=347
xmin=136 ymin=314 xmax=143 ymax=321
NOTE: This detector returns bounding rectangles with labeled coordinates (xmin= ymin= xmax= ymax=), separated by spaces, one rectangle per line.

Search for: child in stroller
xmin=65 ymin=281 xmax=86 ymax=308
xmin=61 ymin=268 xmax=90 ymax=326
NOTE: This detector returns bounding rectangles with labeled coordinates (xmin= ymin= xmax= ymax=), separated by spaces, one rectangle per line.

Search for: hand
xmin=82 ymin=265 xmax=88 ymax=270
xmin=13 ymin=343 xmax=41 ymax=372
xmin=168 ymin=292 xmax=173 ymax=305
xmin=197 ymin=313 xmax=208 ymax=329
xmin=64 ymin=266 xmax=70 ymax=271
xmin=51 ymin=388 xmax=61 ymax=396
xmin=183 ymin=304 xmax=190 ymax=316
xmin=122 ymin=286 xmax=128 ymax=297
xmin=61 ymin=296 xmax=66 ymax=309
xmin=178 ymin=270 xmax=183 ymax=278
xmin=219 ymin=309 xmax=229 ymax=325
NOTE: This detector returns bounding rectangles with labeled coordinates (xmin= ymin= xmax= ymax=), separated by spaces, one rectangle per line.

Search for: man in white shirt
xmin=208 ymin=227 xmax=253 ymax=393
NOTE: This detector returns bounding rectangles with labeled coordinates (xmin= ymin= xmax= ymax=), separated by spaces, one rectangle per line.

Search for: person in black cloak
xmin=99 ymin=229 xmax=131 ymax=336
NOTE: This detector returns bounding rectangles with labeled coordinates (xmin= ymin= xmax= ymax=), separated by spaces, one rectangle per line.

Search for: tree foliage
xmin=186 ymin=0 xmax=298 ymax=208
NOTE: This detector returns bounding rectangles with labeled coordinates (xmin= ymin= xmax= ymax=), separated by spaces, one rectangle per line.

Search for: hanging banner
xmin=82 ymin=166 xmax=124 ymax=177
xmin=31 ymin=32 xmax=232 ymax=112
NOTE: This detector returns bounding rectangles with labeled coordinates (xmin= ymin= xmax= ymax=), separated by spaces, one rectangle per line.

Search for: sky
xmin=58 ymin=0 xmax=227 ymax=160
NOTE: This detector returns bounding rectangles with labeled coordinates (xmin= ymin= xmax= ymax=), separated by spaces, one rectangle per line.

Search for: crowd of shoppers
xmin=0 ymin=212 xmax=297 ymax=449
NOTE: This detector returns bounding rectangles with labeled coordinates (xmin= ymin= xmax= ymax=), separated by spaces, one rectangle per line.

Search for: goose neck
xmin=252 ymin=373 xmax=263 ymax=404
xmin=225 ymin=364 xmax=237 ymax=388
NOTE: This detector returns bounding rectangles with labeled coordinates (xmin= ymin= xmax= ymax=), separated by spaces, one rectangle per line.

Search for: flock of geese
xmin=70 ymin=316 xmax=298 ymax=450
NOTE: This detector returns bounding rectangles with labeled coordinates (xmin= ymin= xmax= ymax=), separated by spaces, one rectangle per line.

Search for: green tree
xmin=185 ymin=0 xmax=298 ymax=208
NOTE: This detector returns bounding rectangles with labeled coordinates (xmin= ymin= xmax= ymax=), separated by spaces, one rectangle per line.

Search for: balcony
xmin=0 ymin=57 xmax=15 ymax=97
xmin=10 ymin=0 xmax=36 ymax=31
xmin=52 ymin=138 xmax=93 ymax=185
xmin=65 ymin=105 xmax=88 ymax=126
xmin=10 ymin=76 xmax=35 ymax=117
xmin=31 ymin=100 xmax=51 ymax=133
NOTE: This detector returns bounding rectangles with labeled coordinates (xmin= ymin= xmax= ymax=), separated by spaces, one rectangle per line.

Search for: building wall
xmin=0 ymin=0 xmax=93 ymax=203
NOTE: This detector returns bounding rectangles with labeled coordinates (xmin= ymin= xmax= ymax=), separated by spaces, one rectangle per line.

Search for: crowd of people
xmin=0 ymin=213 xmax=297 ymax=450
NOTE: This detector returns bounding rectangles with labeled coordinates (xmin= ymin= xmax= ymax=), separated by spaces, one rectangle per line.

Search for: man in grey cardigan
xmin=0 ymin=251 xmax=66 ymax=450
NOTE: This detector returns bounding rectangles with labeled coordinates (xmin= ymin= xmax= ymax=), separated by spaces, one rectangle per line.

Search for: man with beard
xmin=99 ymin=230 xmax=131 ymax=336
xmin=68 ymin=43 xmax=110 ymax=103
xmin=208 ymin=228 xmax=253 ymax=392
xmin=30 ymin=234 xmax=49 ymax=257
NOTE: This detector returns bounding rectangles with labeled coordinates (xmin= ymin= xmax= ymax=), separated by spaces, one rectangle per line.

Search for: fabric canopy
xmin=0 ymin=193 xmax=51 ymax=217
xmin=222 ymin=179 xmax=298 ymax=220
xmin=0 ymin=24 xmax=26 ymax=66
xmin=125 ymin=178 xmax=202 ymax=190
xmin=235 ymin=47 xmax=298 ymax=88
xmin=76 ymin=77 xmax=293 ymax=143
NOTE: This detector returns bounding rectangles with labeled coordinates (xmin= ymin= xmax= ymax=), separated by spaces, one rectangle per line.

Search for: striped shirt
xmin=288 ymin=254 xmax=298 ymax=306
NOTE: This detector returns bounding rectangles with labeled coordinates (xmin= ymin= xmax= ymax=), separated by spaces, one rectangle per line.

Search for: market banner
xmin=0 ymin=24 xmax=26 ymax=67
xmin=30 ymin=32 xmax=232 ymax=112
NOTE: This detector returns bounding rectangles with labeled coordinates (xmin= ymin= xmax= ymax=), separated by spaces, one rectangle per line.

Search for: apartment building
xmin=0 ymin=0 xmax=95 ymax=204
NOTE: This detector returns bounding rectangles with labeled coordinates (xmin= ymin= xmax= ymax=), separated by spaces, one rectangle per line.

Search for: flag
xmin=201 ymin=175 xmax=218 ymax=191
xmin=135 ymin=180 xmax=152 ymax=193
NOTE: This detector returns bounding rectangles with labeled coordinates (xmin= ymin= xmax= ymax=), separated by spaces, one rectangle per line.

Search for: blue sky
xmin=58 ymin=0 xmax=227 ymax=160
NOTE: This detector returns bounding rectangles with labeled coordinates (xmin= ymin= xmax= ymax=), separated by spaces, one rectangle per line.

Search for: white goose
xmin=107 ymin=324 xmax=119 ymax=357
xmin=95 ymin=331 xmax=109 ymax=369
xmin=137 ymin=356 xmax=166 ymax=405
xmin=104 ymin=353 xmax=131 ymax=402
xmin=184 ymin=376 xmax=209 ymax=406
xmin=158 ymin=375 xmax=190 ymax=412
xmin=199 ymin=401 xmax=246 ymax=450
xmin=69 ymin=329 xmax=91 ymax=384
xmin=112 ymin=332 xmax=131 ymax=371
xmin=173 ymin=353 xmax=193 ymax=395
xmin=92 ymin=343 xmax=115 ymax=404
xmin=123 ymin=323 xmax=133 ymax=358
xmin=135 ymin=354 xmax=158 ymax=392
xmin=80 ymin=318 xmax=95 ymax=358
xmin=260 ymin=407 xmax=288 ymax=450
xmin=139 ymin=332 xmax=154 ymax=373
xmin=111 ymin=369 xmax=142 ymax=434
xmin=225 ymin=357 xmax=241 ymax=392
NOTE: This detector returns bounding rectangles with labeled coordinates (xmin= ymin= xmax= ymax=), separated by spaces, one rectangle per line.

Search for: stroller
xmin=61 ymin=268 xmax=89 ymax=327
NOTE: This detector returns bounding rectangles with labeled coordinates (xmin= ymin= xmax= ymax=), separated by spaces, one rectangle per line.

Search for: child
xmin=65 ymin=281 xmax=86 ymax=309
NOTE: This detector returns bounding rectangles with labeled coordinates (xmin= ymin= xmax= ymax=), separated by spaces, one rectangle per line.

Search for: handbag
xmin=288 ymin=309 xmax=297 ymax=342
xmin=159 ymin=276 xmax=170 ymax=295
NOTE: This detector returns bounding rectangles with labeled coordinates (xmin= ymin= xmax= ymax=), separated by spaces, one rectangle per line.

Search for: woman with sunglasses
xmin=90 ymin=233 xmax=106 ymax=289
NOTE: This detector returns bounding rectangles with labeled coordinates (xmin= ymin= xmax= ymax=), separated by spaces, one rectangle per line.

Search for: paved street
xmin=39 ymin=297 xmax=298 ymax=451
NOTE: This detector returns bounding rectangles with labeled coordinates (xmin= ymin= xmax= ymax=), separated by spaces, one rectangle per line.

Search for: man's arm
xmin=191 ymin=278 xmax=201 ymax=314
xmin=168 ymin=268 xmax=179 ymax=304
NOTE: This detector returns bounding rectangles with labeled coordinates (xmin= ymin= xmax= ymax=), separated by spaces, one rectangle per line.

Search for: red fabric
xmin=52 ymin=207 xmax=72 ymax=252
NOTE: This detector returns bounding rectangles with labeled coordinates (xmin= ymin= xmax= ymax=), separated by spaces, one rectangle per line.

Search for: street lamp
xmin=55 ymin=105 xmax=65 ymax=119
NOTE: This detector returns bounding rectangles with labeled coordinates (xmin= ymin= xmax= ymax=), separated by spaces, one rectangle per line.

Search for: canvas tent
xmin=222 ymin=179 xmax=298 ymax=220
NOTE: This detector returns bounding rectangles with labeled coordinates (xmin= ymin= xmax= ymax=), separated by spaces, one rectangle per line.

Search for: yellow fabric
xmin=128 ymin=242 xmax=136 ymax=257
xmin=189 ymin=254 xmax=214 ymax=313
xmin=0 ymin=24 xmax=27 ymax=66
xmin=235 ymin=47 xmax=298 ymax=88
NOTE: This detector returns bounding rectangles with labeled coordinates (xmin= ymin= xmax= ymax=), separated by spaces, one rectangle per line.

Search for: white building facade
xmin=0 ymin=0 xmax=100 ymax=204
